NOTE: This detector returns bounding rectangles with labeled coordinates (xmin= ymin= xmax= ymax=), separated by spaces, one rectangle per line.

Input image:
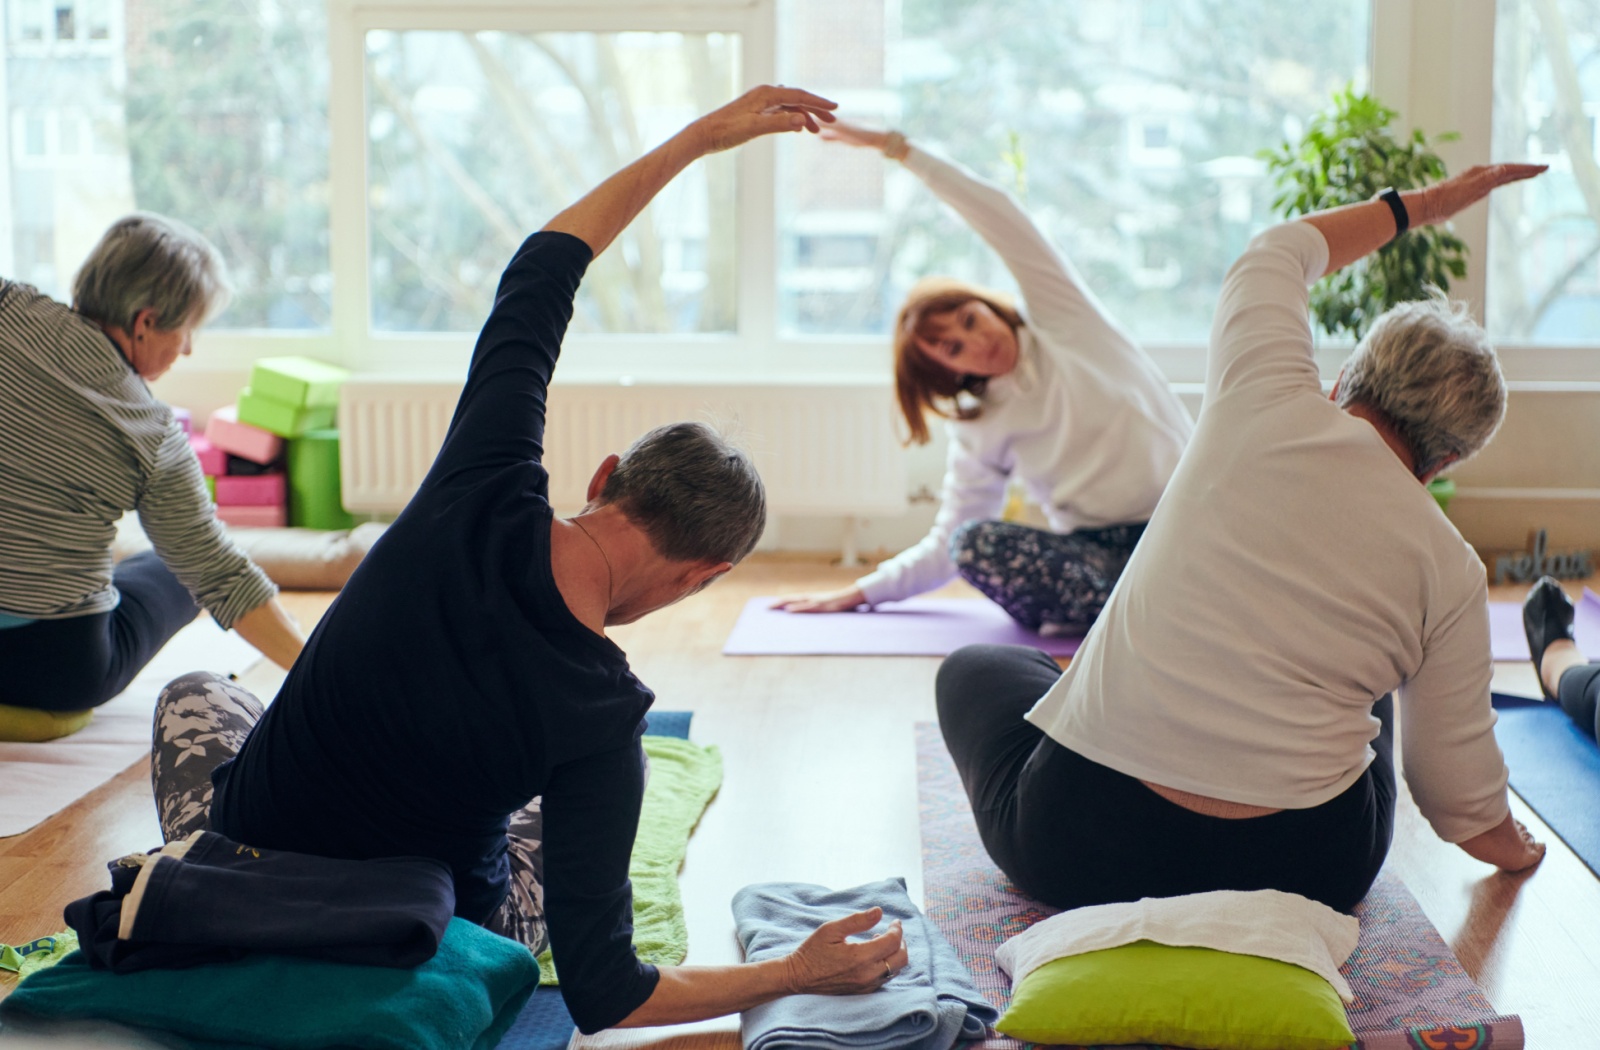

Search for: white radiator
xmin=339 ymin=379 xmax=909 ymax=523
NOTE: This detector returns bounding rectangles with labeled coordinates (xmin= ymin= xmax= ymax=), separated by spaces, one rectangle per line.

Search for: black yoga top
xmin=211 ymin=231 xmax=660 ymax=1032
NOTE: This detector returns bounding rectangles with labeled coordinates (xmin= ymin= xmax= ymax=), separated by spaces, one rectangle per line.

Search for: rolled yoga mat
xmin=914 ymin=723 xmax=1525 ymax=1050
xmin=722 ymin=597 xmax=1084 ymax=658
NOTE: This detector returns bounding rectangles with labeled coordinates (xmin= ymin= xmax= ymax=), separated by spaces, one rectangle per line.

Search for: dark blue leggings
xmin=0 ymin=552 xmax=200 ymax=711
xmin=951 ymin=520 xmax=1146 ymax=632
xmin=936 ymin=643 xmax=1396 ymax=915
xmin=1557 ymin=663 xmax=1600 ymax=741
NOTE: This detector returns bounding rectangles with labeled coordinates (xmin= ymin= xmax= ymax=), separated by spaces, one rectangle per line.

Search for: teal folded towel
xmin=0 ymin=917 xmax=539 ymax=1050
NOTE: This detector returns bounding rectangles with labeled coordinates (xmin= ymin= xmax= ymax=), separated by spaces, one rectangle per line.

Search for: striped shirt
xmin=0 ymin=280 xmax=275 ymax=628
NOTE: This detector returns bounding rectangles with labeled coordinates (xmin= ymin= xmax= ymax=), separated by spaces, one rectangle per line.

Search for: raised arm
xmin=545 ymin=85 xmax=837 ymax=257
xmin=1301 ymin=163 xmax=1546 ymax=277
xmin=822 ymin=121 xmax=1127 ymax=345
xmin=425 ymin=86 xmax=836 ymax=486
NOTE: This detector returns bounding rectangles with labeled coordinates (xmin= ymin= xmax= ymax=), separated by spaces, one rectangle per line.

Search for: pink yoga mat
xmin=721 ymin=596 xmax=1084 ymax=657
xmin=1489 ymin=587 xmax=1600 ymax=661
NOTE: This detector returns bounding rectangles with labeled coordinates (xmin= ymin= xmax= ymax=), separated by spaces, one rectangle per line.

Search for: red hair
xmin=892 ymin=277 xmax=1023 ymax=445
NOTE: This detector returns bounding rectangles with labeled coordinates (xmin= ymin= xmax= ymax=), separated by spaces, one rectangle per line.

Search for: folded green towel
xmin=1 ymin=917 xmax=539 ymax=1050
xmin=0 ymin=930 xmax=77 ymax=977
xmin=540 ymin=735 xmax=722 ymax=984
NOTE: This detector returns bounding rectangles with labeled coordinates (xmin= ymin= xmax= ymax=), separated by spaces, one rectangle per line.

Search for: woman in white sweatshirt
xmin=775 ymin=124 xmax=1193 ymax=635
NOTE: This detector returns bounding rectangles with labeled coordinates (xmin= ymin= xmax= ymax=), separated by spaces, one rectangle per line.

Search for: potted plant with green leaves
xmin=1262 ymin=86 xmax=1465 ymax=512
xmin=1262 ymin=86 xmax=1466 ymax=341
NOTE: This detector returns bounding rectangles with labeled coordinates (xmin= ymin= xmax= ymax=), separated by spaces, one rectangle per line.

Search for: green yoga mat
xmin=537 ymin=734 xmax=722 ymax=985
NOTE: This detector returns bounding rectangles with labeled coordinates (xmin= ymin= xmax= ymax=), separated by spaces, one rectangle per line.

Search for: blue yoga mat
xmin=498 ymin=709 xmax=693 ymax=1050
xmin=1492 ymin=693 xmax=1600 ymax=878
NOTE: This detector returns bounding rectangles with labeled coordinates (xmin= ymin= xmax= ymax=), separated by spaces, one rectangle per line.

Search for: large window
xmin=777 ymin=0 xmax=1371 ymax=341
xmin=1 ymin=0 xmax=330 ymax=328
xmin=2 ymin=1 xmax=1597 ymax=377
xmin=1490 ymin=0 xmax=1600 ymax=343
xmin=365 ymin=30 xmax=739 ymax=334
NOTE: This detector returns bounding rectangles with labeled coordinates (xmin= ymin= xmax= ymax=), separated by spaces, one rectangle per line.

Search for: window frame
xmin=169 ymin=0 xmax=1600 ymax=385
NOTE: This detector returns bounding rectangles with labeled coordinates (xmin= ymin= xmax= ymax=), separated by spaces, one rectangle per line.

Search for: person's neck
xmin=552 ymin=506 xmax=665 ymax=633
xmin=1344 ymin=402 xmax=1419 ymax=480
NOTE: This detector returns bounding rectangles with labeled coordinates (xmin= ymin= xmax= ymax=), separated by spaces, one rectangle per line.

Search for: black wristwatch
xmin=1377 ymin=187 xmax=1409 ymax=239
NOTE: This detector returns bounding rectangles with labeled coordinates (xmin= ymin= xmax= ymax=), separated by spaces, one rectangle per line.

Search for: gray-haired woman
xmin=0 ymin=213 xmax=303 ymax=717
xmin=936 ymin=162 xmax=1548 ymax=917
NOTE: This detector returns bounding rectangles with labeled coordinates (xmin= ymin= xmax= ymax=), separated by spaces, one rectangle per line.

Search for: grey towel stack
xmin=732 ymin=877 xmax=997 ymax=1050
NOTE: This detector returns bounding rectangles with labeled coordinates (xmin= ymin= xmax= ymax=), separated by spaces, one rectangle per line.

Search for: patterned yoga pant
xmin=950 ymin=520 xmax=1147 ymax=632
xmin=149 ymin=671 xmax=549 ymax=954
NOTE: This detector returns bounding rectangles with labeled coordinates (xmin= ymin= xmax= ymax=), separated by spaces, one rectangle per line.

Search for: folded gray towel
xmin=732 ymin=877 xmax=997 ymax=1050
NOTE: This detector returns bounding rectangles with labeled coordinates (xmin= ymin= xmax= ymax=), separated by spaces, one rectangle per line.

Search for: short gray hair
xmin=71 ymin=212 xmax=231 ymax=331
xmin=1336 ymin=292 xmax=1506 ymax=477
xmin=601 ymin=421 xmax=766 ymax=565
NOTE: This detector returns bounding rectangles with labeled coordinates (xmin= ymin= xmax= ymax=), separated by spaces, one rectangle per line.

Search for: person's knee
xmin=937 ymin=643 xmax=992 ymax=696
xmin=949 ymin=519 xmax=1006 ymax=566
xmin=936 ymin=644 xmax=1019 ymax=721
xmin=156 ymin=671 xmax=264 ymax=726
xmin=159 ymin=670 xmax=232 ymax=705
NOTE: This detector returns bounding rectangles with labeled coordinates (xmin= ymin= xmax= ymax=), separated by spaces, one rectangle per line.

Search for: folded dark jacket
xmin=65 ymin=830 xmax=455 ymax=973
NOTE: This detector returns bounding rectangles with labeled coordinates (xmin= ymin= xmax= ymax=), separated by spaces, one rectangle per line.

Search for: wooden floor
xmin=1 ymin=558 xmax=1597 ymax=1049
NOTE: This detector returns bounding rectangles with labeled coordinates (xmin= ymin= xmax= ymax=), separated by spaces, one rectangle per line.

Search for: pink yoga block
xmin=205 ymin=405 xmax=284 ymax=465
xmin=214 ymin=504 xmax=287 ymax=528
xmin=188 ymin=435 xmax=226 ymax=476
xmin=214 ymin=473 xmax=287 ymax=507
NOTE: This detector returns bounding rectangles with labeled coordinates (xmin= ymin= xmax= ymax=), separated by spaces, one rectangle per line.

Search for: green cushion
xmin=997 ymin=940 xmax=1356 ymax=1050
xmin=1 ymin=918 xmax=538 ymax=1050
xmin=0 ymin=704 xmax=94 ymax=742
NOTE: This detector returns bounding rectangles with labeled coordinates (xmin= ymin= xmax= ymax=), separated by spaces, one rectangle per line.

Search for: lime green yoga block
xmin=287 ymin=429 xmax=356 ymax=530
xmin=204 ymin=475 xmax=216 ymax=502
xmin=237 ymin=387 xmax=337 ymax=438
xmin=248 ymin=356 xmax=350 ymax=409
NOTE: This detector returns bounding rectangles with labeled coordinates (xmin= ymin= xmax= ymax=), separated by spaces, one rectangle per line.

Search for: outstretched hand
xmin=819 ymin=120 xmax=892 ymax=152
xmin=1412 ymin=163 xmax=1547 ymax=227
xmin=781 ymin=908 xmax=909 ymax=996
xmin=1458 ymin=812 xmax=1546 ymax=873
xmin=690 ymin=85 xmax=837 ymax=155
xmin=771 ymin=586 xmax=868 ymax=614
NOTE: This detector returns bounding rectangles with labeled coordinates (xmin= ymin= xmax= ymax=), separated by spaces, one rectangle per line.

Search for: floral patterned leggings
xmin=951 ymin=519 xmax=1147 ymax=633
xmin=149 ymin=671 xmax=549 ymax=954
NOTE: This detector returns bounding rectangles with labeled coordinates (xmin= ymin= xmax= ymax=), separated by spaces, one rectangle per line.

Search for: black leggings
xmin=1557 ymin=662 xmax=1600 ymax=741
xmin=936 ymin=644 xmax=1396 ymax=915
xmin=0 ymin=552 xmax=200 ymax=711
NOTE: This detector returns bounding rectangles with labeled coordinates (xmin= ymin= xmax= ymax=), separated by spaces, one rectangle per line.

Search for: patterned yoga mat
xmin=914 ymin=724 xmax=1526 ymax=1050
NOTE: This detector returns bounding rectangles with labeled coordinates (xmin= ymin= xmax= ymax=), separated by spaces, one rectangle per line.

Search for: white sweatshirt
xmin=856 ymin=146 xmax=1194 ymax=606
xmin=1027 ymin=222 xmax=1511 ymax=844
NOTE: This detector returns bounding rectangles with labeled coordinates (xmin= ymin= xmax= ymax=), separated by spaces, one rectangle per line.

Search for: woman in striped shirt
xmin=0 ymin=213 xmax=303 ymax=714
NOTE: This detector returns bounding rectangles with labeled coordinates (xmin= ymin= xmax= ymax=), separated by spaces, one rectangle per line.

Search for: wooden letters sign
xmin=1493 ymin=529 xmax=1593 ymax=585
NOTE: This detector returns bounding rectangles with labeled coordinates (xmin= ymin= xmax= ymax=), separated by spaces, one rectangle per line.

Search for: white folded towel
xmin=994 ymin=889 xmax=1359 ymax=1000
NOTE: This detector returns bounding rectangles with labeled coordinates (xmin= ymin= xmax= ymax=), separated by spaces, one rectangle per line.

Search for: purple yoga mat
xmin=721 ymin=596 xmax=1084 ymax=657
xmin=915 ymin=724 xmax=1525 ymax=1049
xmin=1489 ymin=587 xmax=1600 ymax=661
